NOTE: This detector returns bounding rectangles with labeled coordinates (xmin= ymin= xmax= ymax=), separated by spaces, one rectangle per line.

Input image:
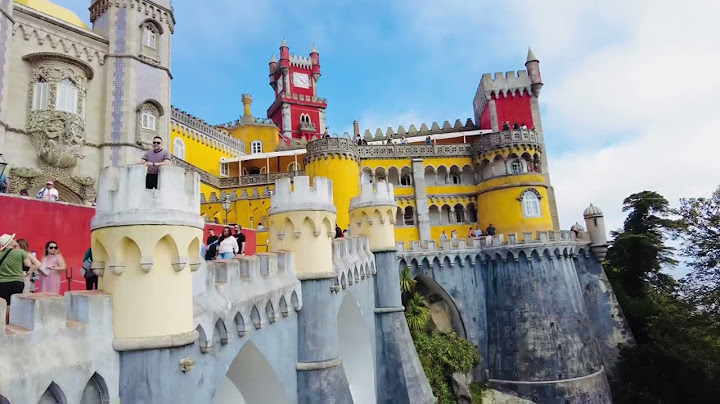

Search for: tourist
xmin=257 ymin=223 xmax=265 ymax=231
xmin=139 ymin=135 xmax=171 ymax=189
xmin=451 ymin=229 xmax=457 ymax=239
xmin=335 ymin=225 xmax=343 ymax=238
xmin=82 ymin=247 xmax=98 ymax=290
xmin=386 ymin=138 xmax=393 ymax=145
xmin=36 ymin=180 xmax=59 ymax=201
xmin=234 ymin=225 xmax=246 ymax=255
xmin=0 ymin=172 xmax=7 ymax=193
xmin=15 ymin=239 xmax=34 ymax=293
xmin=400 ymin=136 xmax=408 ymax=145
xmin=521 ymin=123 xmax=528 ymax=130
xmin=468 ymin=228 xmax=474 ymax=239
xmin=474 ymin=228 xmax=483 ymax=238
xmin=513 ymin=122 xmax=520 ymax=129
xmin=570 ymin=224 xmax=580 ymax=238
xmin=205 ymin=229 xmax=219 ymax=261
xmin=37 ymin=241 xmax=66 ymax=294
xmin=440 ymin=230 xmax=448 ymax=240
xmin=425 ymin=136 xmax=432 ymax=145
xmin=217 ymin=227 xmax=239 ymax=259
xmin=0 ymin=234 xmax=40 ymax=323
xmin=502 ymin=121 xmax=510 ymax=130
xmin=342 ymin=229 xmax=348 ymax=237
xmin=486 ymin=224 xmax=496 ymax=236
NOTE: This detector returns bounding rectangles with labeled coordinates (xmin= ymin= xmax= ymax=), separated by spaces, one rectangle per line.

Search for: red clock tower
xmin=267 ymin=39 xmax=327 ymax=142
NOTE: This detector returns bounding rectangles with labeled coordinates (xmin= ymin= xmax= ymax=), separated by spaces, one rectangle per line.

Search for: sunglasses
xmin=48 ymin=246 xmax=58 ymax=250
xmin=152 ymin=142 xmax=161 ymax=145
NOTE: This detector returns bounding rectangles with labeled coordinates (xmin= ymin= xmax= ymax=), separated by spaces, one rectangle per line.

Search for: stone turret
xmin=91 ymin=165 xmax=203 ymax=351
xmin=525 ymin=47 xmax=543 ymax=97
xmin=349 ymin=181 xmax=397 ymax=252
xmin=310 ymin=43 xmax=321 ymax=82
xmin=584 ymin=203 xmax=609 ymax=261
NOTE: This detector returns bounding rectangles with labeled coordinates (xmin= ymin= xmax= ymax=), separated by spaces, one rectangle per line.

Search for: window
xmin=511 ymin=161 xmax=523 ymax=174
xmin=56 ymin=79 xmax=78 ymax=113
xmin=403 ymin=206 xmax=415 ymax=226
xmin=145 ymin=29 xmax=157 ymax=49
xmin=287 ymin=162 xmax=300 ymax=172
xmin=522 ymin=191 xmax=542 ymax=218
xmin=220 ymin=160 xmax=229 ymax=177
xmin=141 ymin=112 xmax=157 ymax=131
xmin=173 ymin=138 xmax=185 ymax=160
xmin=32 ymin=81 xmax=49 ymax=110
xmin=301 ymin=114 xmax=310 ymax=124
xmin=251 ymin=140 xmax=263 ymax=154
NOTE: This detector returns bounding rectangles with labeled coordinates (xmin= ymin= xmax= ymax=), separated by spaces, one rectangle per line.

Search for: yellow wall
xmin=306 ymin=155 xmax=360 ymax=230
xmin=200 ymin=188 xmax=272 ymax=228
xmin=269 ymin=210 xmax=336 ymax=279
xmin=92 ymin=225 xmax=201 ymax=341
xmin=171 ymin=123 xmax=238 ymax=176
xmin=476 ymin=174 xmax=553 ymax=237
xmin=349 ymin=205 xmax=396 ymax=252
xmin=231 ymin=124 xmax=279 ymax=155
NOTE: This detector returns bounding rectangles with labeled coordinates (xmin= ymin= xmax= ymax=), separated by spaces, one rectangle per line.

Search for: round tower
xmin=525 ymin=47 xmax=543 ymax=97
xmin=269 ymin=55 xmax=277 ymax=88
xmin=584 ymin=203 xmax=609 ymax=261
xmin=304 ymin=137 xmax=360 ymax=230
xmin=349 ymin=181 xmax=397 ymax=253
xmin=91 ymin=165 xmax=203 ymax=351
xmin=310 ymin=43 xmax=321 ymax=82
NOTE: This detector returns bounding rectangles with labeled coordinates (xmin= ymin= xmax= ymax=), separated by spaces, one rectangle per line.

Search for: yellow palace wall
xmin=170 ymin=123 xmax=238 ymax=176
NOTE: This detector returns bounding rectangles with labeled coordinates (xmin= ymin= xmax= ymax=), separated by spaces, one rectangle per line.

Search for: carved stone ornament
xmin=136 ymin=102 xmax=161 ymax=150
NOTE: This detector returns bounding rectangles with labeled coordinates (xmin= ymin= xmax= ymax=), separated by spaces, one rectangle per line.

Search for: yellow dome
xmin=14 ymin=0 xmax=89 ymax=30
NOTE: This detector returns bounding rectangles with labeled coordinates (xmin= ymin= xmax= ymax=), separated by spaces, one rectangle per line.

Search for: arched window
xmin=287 ymin=162 xmax=300 ymax=172
xmin=251 ymin=140 xmax=263 ymax=154
xmin=56 ymin=78 xmax=78 ymax=113
xmin=511 ymin=161 xmax=523 ymax=174
xmin=32 ymin=78 xmax=49 ymax=110
xmin=144 ymin=25 xmax=157 ymax=49
xmin=404 ymin=206 xmax=415 ymax=226
xmin=521 ymin=189 xmax=542 ymax=218
xmin=220 ymin=158 xmax=230 ymax=177
xmin=173 ymin=137 xmax=185 ymax=160
xmin=300 ymin=114 xmax=310 ymax=124
xmin=454 ymin=204 xmax=465 ymax=223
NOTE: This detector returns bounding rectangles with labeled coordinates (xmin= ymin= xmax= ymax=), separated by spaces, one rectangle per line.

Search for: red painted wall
xmin=479 ymin=106 xmax=492 ymax=129
xmin=0 ymin=195 xmax=258 ymax=294
xmin=0 ymin=194 xmax=94 ymax=293
xmin=203 ymin=224 xmax=257 ymax=256
xmin=493 ymin=92 xmax=534 ymax=129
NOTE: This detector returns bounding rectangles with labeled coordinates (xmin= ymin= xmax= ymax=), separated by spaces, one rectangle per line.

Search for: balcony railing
xmin=472 ymin=130 xmax=541 ymax=155
xmin=239 ymin=170 xmax=305 ymax=185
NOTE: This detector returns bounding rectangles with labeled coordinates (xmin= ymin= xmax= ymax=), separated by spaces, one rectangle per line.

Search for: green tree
xmin=405 ymin=292 xmax=431 ymax=332
xmin=676 ymin=186 xmax=720 ymax=317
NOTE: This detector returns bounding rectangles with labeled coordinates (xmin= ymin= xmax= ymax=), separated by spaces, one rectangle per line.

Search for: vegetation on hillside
xmin=605 ymin=189 xmax=720 ymax=403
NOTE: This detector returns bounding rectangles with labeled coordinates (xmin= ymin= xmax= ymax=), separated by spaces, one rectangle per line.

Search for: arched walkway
xmin=415 ymin=274 xmax=467 ymax=338
xmin=214 ymin=341 xmax=286 ymax=404
xmin=337 ymin=293 xmax=376 ymax=404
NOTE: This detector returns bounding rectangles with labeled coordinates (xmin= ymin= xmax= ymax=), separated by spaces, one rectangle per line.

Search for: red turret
xmin=310 ymin=43 xmax=321 ymax=82
xmin=279 ymin=38 xmax=290 ymax=69
xmin=269 ymin=55 xmax=277 ymax=87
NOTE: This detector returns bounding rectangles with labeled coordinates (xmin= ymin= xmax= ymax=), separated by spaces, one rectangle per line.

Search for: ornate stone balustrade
xmin=472 ymin=130 xmax=541 ymax=155
xmin=240 ymin=170 xmax=305 ymax=186
xmin=356 ymin=143 xmax=472 ymax=159
xmin=171 ymin=156 xmax=220 ymax=187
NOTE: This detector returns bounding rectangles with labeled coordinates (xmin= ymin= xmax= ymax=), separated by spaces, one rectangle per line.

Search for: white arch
xmin=215 ymin=341 xmax=286 ymax=404
xmin=173 ymin=137 xmax=186 ymax=160
xmin=337 ymin=293 xmax=376 ymax=404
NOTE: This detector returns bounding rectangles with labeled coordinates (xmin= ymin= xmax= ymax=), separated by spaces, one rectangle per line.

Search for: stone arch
xmin=448 ymin=165 xmax=462 ymax=184
xmin=337 ymin=292 xmax=376 ymax=403
xmin=234 ymin=312 xmax=246 ymax=337
xmin=492 ymin=154 xmax=506 ymax=176
xmin=387 ymin=166 xmax=400 ymax=185
xmin=265 ymin=300 xmax=276 ymax=323
xmin=361 ymin=167 xmax=373 ymax=184
xmin=120 ymin=237 xmax=141 ymax=274
xmin=80 ymin=372 xmax=110 ymax=404
xmin=188 ymin=237 xmax=201 ymax=260
xmin=291 ymin=290 xmax=301 ymax=311
xmin=415 ymin=274 xmax=467 ymax=338
xmin=403 ymin=205 xmax=416 ymax=226
xmin=39 ymin=381 xmax=66 ymax=404
xmin=196 ymin=324 xmax=211 ymax=353
xmin=424 ymin=165 xmax=436 ymax=185
xmin=214 ymin=341 xmax=287 ymax=404
xmin=400 ymin=166 xmax=413 ymax=186
xmin=428 ymin=204 xmax=441 ymax=225
xmin=454 ymin=203 xmax=465 ymax=223
xmin=155 ymin=235 xmax=180 ymax=271
xmin=436 ymin=165 xmax=449 ymax=184
xmin=279 ymin=295 xmax=289 ymax=317
xmin=214 ymin=318 xmax=229 ymax=346
xmin=374 ymin=166 xmax=387 ymax=182
xmin=0 ymin=395 xmax=8 ymax=404
xmin=251 ymin=305 xmax=262 ymax=329
xmin=341 ymin=272 xmax=347 ymax=289
xmin=440 ymin=204 xmax=453 ymax=224
xmin=466 ymin=202 xmax=478 ymax=223
xmin=461 ymin=164 xmax=474 ymax=184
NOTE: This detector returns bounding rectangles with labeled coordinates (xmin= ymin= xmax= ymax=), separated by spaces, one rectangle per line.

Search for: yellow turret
xmin=90 ymin=165 xmax=203 ymax=351
xmin=304 ymin=137 xmax=360 ymax=230
xmin=349 ymin=181 xmax=397 ymax=252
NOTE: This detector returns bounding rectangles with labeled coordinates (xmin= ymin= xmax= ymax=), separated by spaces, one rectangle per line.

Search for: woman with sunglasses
xmin=37 ymin=241 xmax=66 ymax=294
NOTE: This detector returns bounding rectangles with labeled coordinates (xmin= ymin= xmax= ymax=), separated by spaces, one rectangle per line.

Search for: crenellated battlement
xmin=331 ymin=236 xmax=376 ymax=290
xmin=193 ymin=252 xmax=302 ymax=352
xmin=351 ymin=182 xmax=396 ymax=210
xmin=269 ymin=176 xmax=335 ymax=215
xmin=478 ymin=70 xmax=532 ymax=98
xmin=359 ymin=118 xmax=479 ymax=141
xmin=92 ymin=165 xmax=204 ymax=230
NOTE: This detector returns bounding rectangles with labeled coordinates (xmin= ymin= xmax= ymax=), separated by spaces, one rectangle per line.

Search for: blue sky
xmin=61 ymin=0 xmax=719 ymax=277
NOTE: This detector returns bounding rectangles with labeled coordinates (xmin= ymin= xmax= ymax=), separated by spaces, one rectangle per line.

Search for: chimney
xmin=353 ymin=120 xmax=359 ymax=136
xmin=241 ymin=94 xmax=253 ymax=122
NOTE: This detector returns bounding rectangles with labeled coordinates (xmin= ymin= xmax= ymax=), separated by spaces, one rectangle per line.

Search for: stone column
xmin=349 ymin=182 xmax=434 ymax=404
xmin=91 ymin=165 xmax=203 ymax=402
xmin=268 ymin=176 xmax=353 ymax=404
xmin=411 ymin=159 xmax=431 ymax=242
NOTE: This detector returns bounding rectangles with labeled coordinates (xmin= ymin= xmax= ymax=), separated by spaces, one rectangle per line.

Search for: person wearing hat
xmin=0 ymin=233 xmax=41 ymax=323
xmin=36 ymin=180 xmax=59 ymax=201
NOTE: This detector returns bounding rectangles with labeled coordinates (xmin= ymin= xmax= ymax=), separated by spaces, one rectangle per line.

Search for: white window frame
xmin=250 ymin=140 xmax=263 ymax=154
xmin=173 ymin=137 xmax=185 ymax=160
xmin=32 ymin=81 xmax=49 ymax=110
xmin=141 ymin=112 xmax=157 ymax=131
xmin=56 ymin=79 xmax=78 ymax=114
xmin=145 ymin=29 xmax=157 ymax=49
xmin=522 ymin=191 xmax=542 ymax=218
xmin=220 ymin=161 xmax=229 ymax=177
xmin=511 ymin=161 xmax=523 ymax=174
xmin=287 ymin=162 xmax=300 ymax=172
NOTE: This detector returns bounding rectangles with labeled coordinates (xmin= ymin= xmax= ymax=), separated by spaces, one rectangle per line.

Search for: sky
xmin=60 ymin=0 xmax=719 ymax=274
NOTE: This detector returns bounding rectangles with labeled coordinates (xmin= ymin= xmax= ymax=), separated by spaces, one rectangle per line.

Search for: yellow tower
xmin=349 ymin=181 xmax=397 ymax=252
xmin=91 ymin=165 xmax=203 ymax=351
xmin=474 ymin=130 xmax=554 ymax=238
xmin=268 ymin=176 xmax=337 ymax=279
xmin=304 ymin=137 xmax=360 ymax=230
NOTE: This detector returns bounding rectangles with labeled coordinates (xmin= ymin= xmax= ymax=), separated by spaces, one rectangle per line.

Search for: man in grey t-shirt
xmin=139 ymin=136 xmax=171 ymax=189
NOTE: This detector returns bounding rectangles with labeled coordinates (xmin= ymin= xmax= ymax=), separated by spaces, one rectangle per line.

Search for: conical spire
xmin=311 ymin=43 xmax=318 ymax=53
xmin=270 ymin=54 xmax=277 ymax=63
xmin=526 ymin=47 xmax=538 ymax=63
xmin=281 ymin=38 xmax=288 ymax=47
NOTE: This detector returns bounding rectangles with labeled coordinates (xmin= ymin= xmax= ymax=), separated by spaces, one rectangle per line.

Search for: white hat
xmin=0 ymin=233 xmax=16 ymax=250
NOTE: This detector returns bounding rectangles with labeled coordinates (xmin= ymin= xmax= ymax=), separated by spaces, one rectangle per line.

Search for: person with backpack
xmin=82 ymin=247 xmax=98 ymax=290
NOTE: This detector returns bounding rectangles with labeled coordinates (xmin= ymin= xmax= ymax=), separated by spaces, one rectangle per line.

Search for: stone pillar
xmin=350 ymin=182 xmax=434 ymax=404
xmin=584 ymin=204 xmax=609 ymax=261
xmin=411 ymin=159 xmax=432 ymax=242
xmin=0 ymin=0 xmax=13 ymax=157
xmin=268 ymin=176 xmax=353 ymax=404
xmin=91 ymin=165 xmax=203 ymax=402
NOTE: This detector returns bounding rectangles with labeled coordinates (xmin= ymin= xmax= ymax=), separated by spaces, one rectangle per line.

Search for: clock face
xmin=277 ymin=76 xmax=284 ymax=93
xmin=292 ymin=72 xmax=311 ymax=89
